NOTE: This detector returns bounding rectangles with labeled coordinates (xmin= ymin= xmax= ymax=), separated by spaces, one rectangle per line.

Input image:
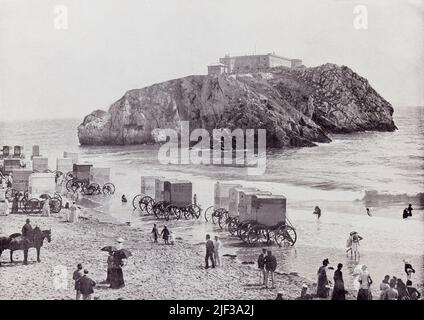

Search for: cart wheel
xmin=85 ymin=183 xmax=101 ymax=195
xmin=54 ymin=192 xmax=62 ymax=203
xmin=182 ymin=207 xmax=192 ymax=220
xmin=228 ymin=217 xmax=239 ymax=235
xmin=50 ymin=197 xmax=62 ymax=213
xmin=132 ymin=194 xmax=142 ymax=210
xmin=204 ymin=206 xmax=214 ymax=222
xmin=143 ymin=197 xmax=155 ymax=215
xmin=217 ymin=210 xmax=229 ymax=229
xmin=188 ymin=204 xmax=201 ymax=219
xmin=247 ymin=224 xmax=268 ymax=245
xmin=25 ymin=198 xmax=41 ymax=214
xmin=102 ymin=183 xmax=115 ymax=195
xmin=66 ymin=179 xmax=75 ymax=193
xmin=153 ymin=202 xmax=165 ymax=219
xmin=166 ymin=205 xmax=180 ymax=220
xmin=237 ymin=220 xmax=256 ymax=242
xmin=275 ymin=225 xmax=297 ymax=247
xmin=212 ymin=208 xmax=225 ymax=225
xmin=65 ymin=171 xmax=73 ymax=181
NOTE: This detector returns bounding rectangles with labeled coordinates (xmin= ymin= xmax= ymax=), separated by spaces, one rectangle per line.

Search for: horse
xmin=0 ymin=236 xmax=12 ymax=266
xmin=0 ymin=227 xmax=52 ymax=265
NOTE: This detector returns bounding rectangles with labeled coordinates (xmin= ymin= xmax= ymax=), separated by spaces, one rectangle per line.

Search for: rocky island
xmin=78 ymin=63 xmax=397 ymax=148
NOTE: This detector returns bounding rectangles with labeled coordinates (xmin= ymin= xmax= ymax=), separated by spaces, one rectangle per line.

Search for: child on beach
xmin=161 ymin=226 xmax=170 ymax=245
xmin=151 ymin=223 xmax=159 ymax=243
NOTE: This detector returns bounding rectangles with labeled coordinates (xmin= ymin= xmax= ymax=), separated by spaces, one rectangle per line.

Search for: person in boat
xmin=121 ymin=194 xmax=127 ymax=203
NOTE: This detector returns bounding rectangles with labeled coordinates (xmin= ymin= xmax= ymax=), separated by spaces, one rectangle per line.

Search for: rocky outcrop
xmin=78 ymin=63 xmax=396 ymax=148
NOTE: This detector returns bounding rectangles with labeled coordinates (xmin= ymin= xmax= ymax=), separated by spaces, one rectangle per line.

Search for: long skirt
xmin=357 ymin=288 xmax=369 ymax=300
xmin=331 ymin=281 xmax=346 ymax=300
xmin=110 ymin=267 xmax=125 ymax=289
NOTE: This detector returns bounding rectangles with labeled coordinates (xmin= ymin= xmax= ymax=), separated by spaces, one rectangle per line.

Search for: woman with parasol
xmin=109 ymin=239 xmax=132 ymax=289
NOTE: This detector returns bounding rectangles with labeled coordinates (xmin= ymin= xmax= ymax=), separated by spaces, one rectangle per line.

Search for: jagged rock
xmin=78 ymin=64 xmax=396 ymax=148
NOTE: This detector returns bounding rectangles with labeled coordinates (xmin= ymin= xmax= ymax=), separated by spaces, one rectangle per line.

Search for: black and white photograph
xmin=0 ymin=0 xmax=423 ymax=306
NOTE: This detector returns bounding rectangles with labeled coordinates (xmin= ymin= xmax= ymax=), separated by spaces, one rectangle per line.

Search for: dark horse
xmin=0 ymin=227 xmax=52 ymax=265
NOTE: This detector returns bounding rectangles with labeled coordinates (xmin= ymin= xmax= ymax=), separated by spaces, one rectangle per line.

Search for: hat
xmin=116 ymin=237 xmax=124 ymax=243
xmin=302 ymin=284 xmax=308 ymax=289
xmin=361 ymin=265 xmax=367 ymax=271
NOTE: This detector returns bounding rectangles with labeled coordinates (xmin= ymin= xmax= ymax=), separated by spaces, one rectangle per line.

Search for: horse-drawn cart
xmin=234 ymin=193 xmax=297 ymax=246
xmin=132 ymin=177 xmax=200 ymax=221
xmin=64 ymin=164 xmax=115 ymax=196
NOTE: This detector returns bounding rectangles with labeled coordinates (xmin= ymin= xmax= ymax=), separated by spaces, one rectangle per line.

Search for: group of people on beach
xmin=205 ymin=234 xmax=222 ymax=269
xmin=72 ymin=237 xmax=128 ymax=300
xmin=150 ymin=223 xmax=174 ymax=245
xmin=257 ymin=248 xmax=278 ymax=289
xmin=313 ymin=258 xmax=421 ymax=300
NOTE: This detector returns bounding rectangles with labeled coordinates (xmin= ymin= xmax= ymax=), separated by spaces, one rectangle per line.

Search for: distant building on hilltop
xmin=207 ymin=53 xmax=302 ymax=75
xmin=207 ymin=63 xmax=228 ymax=76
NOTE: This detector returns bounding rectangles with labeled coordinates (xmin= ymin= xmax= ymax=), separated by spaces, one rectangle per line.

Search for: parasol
xmin=114 ymin=249 xmax=132 ymax=259
xmin=101 ymin=246 xmax=117 ymax=252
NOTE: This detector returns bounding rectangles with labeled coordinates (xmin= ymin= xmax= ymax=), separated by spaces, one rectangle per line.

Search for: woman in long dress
xmin=109 ymin=253 xmax=125 ymax=289
xmin=317 ymin=258 xmax=331 ymax=298
xmin=331 ymin=263 xmax=346 ymax=300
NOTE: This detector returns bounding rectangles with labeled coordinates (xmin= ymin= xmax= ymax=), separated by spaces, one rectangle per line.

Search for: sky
xmin=0 ymin=0 xmax=423 ymax=122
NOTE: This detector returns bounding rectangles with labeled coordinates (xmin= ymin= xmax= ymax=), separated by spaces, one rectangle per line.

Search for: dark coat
xmin=21 ymin=224 xmax=33 ymax=237
xmin=257 ymin=254 xmax=265 ymax=269
xmin=73 ymin=269 xmax=84 ymax=290
xmin=264 ymin=254 xmax=277 ymax=271
xmin=206 ymin=239 xmax=214 ymax=254
xmin=77 ymin=275 xmax=96 ymax=295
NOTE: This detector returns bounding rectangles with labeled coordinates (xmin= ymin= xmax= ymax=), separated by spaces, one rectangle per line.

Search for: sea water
xmin=1 ymin=106 xmax=423 ymax=296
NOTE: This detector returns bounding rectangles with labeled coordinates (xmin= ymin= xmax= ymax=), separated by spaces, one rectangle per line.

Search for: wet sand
xmin=0 ymin=206 xmax=322 ymax=300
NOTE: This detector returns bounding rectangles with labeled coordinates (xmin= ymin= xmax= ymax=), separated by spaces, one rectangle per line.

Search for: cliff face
xmin=78 ymin=63 xmax=396 ymax=148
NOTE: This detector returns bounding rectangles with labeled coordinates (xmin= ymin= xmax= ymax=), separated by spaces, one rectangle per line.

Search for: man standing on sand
xmin=72 ymin=263 xmax=84 ymax=300
xmin=205 ymin=234 xmax=215 ymax=269
xmin=213 ymin=235 xmax=222 ymax=267
xmin=257 ymin=248 xmax=267 ymax=285
xmin=78 ymin=269 xmax=96 ymax=300
xmin=264 ymin=250 xmax=277 ymax=289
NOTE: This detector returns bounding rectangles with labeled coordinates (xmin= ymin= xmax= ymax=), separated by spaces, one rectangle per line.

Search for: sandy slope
xmin=0 ymin=209 xmax=315 ymax=300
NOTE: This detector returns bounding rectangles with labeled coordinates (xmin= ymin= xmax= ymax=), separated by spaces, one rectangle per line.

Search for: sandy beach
xmin=0 ymin=204 xmax=326 ymax=300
